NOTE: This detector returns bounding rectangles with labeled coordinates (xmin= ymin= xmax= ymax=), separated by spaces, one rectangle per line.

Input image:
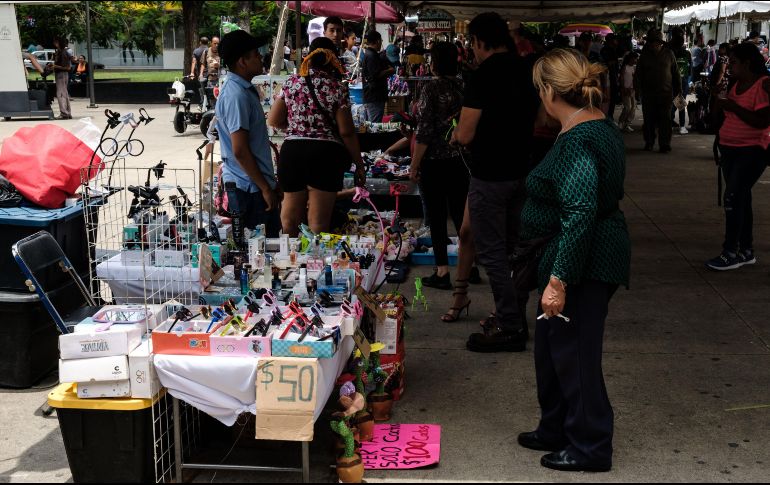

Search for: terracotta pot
xmin=334 ymin=440 xmax=362 ymax=458
xmin=368 ymin=393 xmax=393 ymax=422
xmin=336 ymin=454 xmax=364 ymax=483
xmin=353 ymin=412 xmax=375 ymax=442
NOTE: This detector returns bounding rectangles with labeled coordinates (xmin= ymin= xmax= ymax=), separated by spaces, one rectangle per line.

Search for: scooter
xmin=168 ymin=76 xmax=216 ymax=136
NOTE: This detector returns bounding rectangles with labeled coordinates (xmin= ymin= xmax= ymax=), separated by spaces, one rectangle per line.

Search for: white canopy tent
xmin=664 ymin=1 xmax=770 ymax=24
xmin=393 ymin=1 xmax=704 ymax=22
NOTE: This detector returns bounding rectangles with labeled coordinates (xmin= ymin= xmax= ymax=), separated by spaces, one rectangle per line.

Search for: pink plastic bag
xmin=0 ymin=124 xmax=102 ymax=208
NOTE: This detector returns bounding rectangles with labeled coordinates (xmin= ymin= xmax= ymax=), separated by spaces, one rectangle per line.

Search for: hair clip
xmin=205 ymin=308 xmax=226 ymax=333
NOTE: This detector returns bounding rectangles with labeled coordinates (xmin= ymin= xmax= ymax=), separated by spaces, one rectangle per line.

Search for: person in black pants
xmin=410 ymin=42 xmax=468 ymax=291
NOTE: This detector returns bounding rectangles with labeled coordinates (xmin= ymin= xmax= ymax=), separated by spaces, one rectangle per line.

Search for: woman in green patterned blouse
xmin=516 ymin=49 xmax=631 ymax=473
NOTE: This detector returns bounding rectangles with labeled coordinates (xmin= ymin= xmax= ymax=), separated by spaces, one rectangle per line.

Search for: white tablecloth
xmin=96 ymin=254 xmax=201 ymax=303
xmin=154 ymin=337 xmax=354 ymax=427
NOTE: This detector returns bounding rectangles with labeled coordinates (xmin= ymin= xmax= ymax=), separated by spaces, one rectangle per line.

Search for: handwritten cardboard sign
xmin=361 ymin=424 xmax=441 ymax=469
xmin=354 ymin=286 xmax=386 ymax=322
xmin=255 ymin=357 xmax=319 ymax=441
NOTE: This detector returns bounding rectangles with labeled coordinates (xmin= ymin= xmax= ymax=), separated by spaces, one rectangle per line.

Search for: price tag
xmin=354 ymin=286 xmax=386 ymax=322
xmin=255 ymin=357 xmax=319 ymax=441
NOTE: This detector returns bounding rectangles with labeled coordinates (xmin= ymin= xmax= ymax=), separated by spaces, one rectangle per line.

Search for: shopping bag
xmin=0 ymin=123 xmax=102 ymax=208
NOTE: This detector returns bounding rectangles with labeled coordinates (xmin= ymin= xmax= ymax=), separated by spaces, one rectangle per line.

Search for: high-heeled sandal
xmin=441 ymin=279 xmax=471 ymax=323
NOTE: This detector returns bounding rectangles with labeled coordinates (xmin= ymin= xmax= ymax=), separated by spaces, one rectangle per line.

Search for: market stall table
xmin=95 ymin=253 xmax=201 ymax=303
xmin=154 ymin=336 xmax=355 ymax=482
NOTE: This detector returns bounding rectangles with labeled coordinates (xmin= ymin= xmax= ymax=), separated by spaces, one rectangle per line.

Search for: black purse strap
xmin=305 ymin=76 xmax=341 ymax=141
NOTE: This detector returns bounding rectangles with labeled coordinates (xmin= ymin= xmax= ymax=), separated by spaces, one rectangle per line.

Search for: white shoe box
xmin=128 ymin=340 xmax=159 ymax=399
xmin=59 ymin=355 xmax=130 ymax=383
xmin=76 ymin=380 xmax=131 ymax=398
xmin=59 ymin=322 xmax=143 ymax=360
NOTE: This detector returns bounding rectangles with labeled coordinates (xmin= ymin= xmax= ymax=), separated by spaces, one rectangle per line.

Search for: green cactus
xmin=370 ymin=351 xmax=389 ymax=396
xmin=354 ymin=355 xmax=368 ymax=396
xmin=330 ymin=420 xmax=356 ymax=458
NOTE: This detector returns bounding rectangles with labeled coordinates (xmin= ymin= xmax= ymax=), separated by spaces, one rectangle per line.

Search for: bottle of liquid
xmin=298 ymin=264 xmax=308 ymax=297
xmin=289 ymin=241 xmax=298 ymax=266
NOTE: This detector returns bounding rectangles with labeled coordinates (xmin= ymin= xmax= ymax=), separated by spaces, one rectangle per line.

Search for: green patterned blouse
xmin=520 ymin=118 xmax=631 ymax=292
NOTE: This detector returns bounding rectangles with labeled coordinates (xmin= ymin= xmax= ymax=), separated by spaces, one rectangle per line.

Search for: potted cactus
xmin=367 ymin=346 xmax=393 ymax=422
xmin=351 ymin=347 xmax=380 ymax=442
xmin=330 ymin=419 xmax=364 ymax=483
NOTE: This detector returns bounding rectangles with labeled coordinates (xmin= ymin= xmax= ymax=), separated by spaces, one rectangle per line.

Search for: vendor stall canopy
xmin=664 ymin=1 xmax=770 ymax=25
xmin=280 ymin=1 xmax=403 ymax=22
xmin=392 ymin=1 xmax=705 ymax=22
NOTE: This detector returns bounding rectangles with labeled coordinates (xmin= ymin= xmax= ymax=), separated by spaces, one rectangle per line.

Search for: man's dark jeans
xmin=642 ymin=93 xmax=673 ymax=149
xmin=468 ymin=177 xmax=529 ymax=333
xmin=225 ymin=184 xmax=281 ymax=245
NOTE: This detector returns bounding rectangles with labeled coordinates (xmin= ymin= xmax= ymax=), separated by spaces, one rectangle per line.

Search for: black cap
xmin=220 ymin=30 xmax=261 ymax=70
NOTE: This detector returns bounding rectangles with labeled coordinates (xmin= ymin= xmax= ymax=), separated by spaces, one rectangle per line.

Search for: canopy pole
xmin=714 ymin=0 xmax=722 ymax=44
xmin=371 ymin=1 xmax=377 ymax=30
xmin=85 ymin=1 xmax=97 ymax=108
xmin=295 ymin=1 xmax=302 ymax=72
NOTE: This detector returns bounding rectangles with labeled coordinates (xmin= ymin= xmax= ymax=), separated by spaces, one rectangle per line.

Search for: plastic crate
xmin=0 ymin=280 xmax=89 ymax=388
xmin=48 ymin=383 xmax=155 ymax=483
xmin=0 ymin=202 xmax=95 ymax=292
xmin=411 ymin=237 xmax=458 ymax=266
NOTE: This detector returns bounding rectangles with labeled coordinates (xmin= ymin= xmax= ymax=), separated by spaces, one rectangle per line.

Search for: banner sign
xmin=361 ymin=424 xmax=441 ymax=469
xmin=418 ymin=20 xmax=452 ymax=32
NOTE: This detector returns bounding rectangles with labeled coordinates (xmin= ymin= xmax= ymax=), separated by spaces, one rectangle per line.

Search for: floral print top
xmin=279 ymin=69 xmax=350 ymax=142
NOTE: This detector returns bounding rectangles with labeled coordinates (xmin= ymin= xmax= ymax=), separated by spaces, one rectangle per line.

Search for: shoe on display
xmin=421 ymin=271 xmax=452 ymax=290
xmin=540 ymin=450 xmax=611 ymax=473
xmin=705 ymin=252 xmax=744 ymax=271
xmin=739 ymin=249 xmax=756 ymax=266
xmin=679 ymin=126 xmax=689 ymax=135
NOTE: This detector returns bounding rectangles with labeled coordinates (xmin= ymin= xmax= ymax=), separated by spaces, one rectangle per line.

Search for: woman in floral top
xmin=269 ymin=37 xmax=366 ymax=236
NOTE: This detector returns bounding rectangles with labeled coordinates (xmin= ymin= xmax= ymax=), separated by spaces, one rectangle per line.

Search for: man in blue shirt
xmin=217 ymin=30 xmax=280 ymax=240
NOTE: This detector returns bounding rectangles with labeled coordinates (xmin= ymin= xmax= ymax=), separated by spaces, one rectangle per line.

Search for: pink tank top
xmin=719 ymin=77 xmax=770 ymax=149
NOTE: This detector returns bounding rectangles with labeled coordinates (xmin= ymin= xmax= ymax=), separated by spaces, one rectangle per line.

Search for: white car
xmin=23 ymin=49 xmax=55 ymax=72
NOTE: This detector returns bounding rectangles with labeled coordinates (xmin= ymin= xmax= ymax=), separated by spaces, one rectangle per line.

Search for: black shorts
xmin=278 ymin=139 xmax=350 ymax=193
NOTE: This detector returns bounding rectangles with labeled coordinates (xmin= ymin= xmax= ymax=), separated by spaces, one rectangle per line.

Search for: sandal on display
xmin=442 ymin=279 xmax=471 ymax=323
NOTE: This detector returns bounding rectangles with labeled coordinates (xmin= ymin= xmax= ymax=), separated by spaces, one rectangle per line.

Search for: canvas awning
xmin=664 ymin=1 xmax=770 ymax=24
xmin=280 ymin=1 xmax=403 ymax=23
xmin=392 ymin=1 xmax=704 ymax=22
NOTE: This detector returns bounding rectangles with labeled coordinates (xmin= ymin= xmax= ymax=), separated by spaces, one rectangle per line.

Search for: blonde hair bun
xmin=533 ymin=48 xmax=606 ymax=109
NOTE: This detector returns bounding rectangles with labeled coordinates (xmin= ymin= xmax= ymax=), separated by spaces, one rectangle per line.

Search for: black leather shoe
xmin=643 ymin=143 xmax=653 ymax=151
xmin=517 ymin=432 xmax=565 ymax=452
xmin=540 ymin=450 xmax=611 ymax=472
xmin=466 ymin=328 xmax=526 ymax=353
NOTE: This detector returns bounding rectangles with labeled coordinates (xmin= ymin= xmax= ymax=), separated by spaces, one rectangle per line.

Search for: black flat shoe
xmin=466 ymin=329 xmax=526 ymax=353
xmin=540 ymin=450 xmax=611 ymax=473
xmin=517 ymin=432 xmax=566 ymax=452
xmin=422 ymin=271 xmax=452 ymax=290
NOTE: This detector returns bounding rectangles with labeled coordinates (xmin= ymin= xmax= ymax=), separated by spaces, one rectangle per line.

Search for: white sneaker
xmin=679 ymin=127 xmax=689 ymax=135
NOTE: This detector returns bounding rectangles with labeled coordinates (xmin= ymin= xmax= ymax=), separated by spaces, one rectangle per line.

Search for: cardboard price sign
xmin=354 ymin=286 xmax=386 ymax=322
xmin=255 ymin=357 xmax=319 ymax=441
xmin=361 ymin=424 xmax=441 ymax=469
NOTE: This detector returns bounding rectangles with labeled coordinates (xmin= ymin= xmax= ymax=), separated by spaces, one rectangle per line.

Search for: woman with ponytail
xmin=269 ymin=37 xmax=366 ymax=236
xmin=517 ymin=48 xmax=630 ymax=473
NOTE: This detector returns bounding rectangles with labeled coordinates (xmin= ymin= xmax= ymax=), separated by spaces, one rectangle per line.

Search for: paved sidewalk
xmin=1 ymin=101 xmax=769 ymax=482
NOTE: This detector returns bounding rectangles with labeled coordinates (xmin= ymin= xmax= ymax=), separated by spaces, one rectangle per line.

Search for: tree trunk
xmin=237 ymin=1 xmax=252 ymax=33
xmin=270 ymin=1 xmax=290 ymax=75
xmin=182 ymin=0 xmax=203 ymax=77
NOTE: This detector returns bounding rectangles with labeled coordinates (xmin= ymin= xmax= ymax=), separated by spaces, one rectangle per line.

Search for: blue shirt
xmin=215 ymin=73 xmax=276 ymax=193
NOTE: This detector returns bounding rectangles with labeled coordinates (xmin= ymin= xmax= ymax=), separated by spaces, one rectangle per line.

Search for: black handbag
xmin=509 ymin=232 xmax=559 ymax=292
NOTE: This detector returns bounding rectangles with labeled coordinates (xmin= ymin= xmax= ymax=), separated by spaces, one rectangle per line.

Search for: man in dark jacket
xmin=361 ymin=30 xmax=394 ymax=122
xmin=636 ymin=29 xmax=681 ymax=153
